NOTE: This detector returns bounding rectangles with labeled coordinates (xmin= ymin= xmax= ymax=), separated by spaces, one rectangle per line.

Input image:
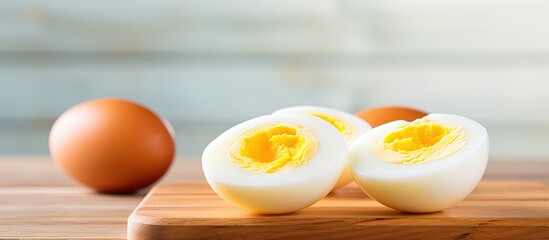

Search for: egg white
xmin=348 ymin=113 xmax=489 ymax=213
xmin=273 ymin=106 xmax=372 ymax=188
xmin=202 ymin=114 xmax=348 ymax=214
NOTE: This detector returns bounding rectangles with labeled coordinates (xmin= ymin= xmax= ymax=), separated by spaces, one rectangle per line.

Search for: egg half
xmin=348 ymin=113 xmax=489 ymax=213
xmin=273 ymin=106 xmax=372 ymax=188
xmin=202 ymin=114 xmax=348 ymax=214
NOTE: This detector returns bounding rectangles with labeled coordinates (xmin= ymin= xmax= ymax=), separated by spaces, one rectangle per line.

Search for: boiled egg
xmin=273 ymin=106 xmax=372 ymax=188
xmin=348 ymin=114 xmax=488 ymax=213
xmin=202 ymin=114 xmax=348 ymax=214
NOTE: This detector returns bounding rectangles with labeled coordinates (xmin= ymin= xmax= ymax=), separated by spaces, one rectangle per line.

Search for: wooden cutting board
xmin=127 ymin=181 xmax=549 ymax=240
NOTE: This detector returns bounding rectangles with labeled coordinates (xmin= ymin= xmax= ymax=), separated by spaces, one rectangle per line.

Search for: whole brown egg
xmin=49 ymin=98 xmax=176 ymax=193
xmin=355 ymin=106 xmax=428 ymax=128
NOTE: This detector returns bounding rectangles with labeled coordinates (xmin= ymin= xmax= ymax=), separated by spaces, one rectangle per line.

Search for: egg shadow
xmin=93 ymin=186 xmax=151 ymax=196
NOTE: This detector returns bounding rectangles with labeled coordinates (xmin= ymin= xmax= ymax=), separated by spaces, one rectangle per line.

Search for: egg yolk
xmin=374 ymin=119 xmax=468 ymax=164
xmin=229 ymin=123 xmax=318 ymax=173
xmin=310 ymin=113 xmax=353 ymax=142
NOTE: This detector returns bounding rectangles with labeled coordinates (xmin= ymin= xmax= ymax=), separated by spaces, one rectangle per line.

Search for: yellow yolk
xmin=374 ymin=119 xmax=468 ymax=164
xmin=310 ymin=113 xmax=353 ymax=142
xmin=229 ymin=123 xmax=318 ymax=173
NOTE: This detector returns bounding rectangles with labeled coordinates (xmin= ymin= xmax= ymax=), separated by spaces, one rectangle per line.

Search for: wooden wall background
xmin=1 ymin=0 xmax=548 ymax=160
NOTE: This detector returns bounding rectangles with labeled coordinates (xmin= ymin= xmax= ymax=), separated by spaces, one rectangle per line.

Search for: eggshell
xmin=49 ymin=98 xmax=176 ymax=193
xmin=355 ymin=106 xmax=427 ymax=127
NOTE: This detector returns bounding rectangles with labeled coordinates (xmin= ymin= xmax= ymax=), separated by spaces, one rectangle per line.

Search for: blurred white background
xmin=1 ymin=0 xmax=548 ymax=160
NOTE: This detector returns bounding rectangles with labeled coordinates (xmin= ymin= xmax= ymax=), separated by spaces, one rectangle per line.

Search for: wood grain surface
xmin=0 ymin=156 xmax=203 ymax=239
xmin=1 ymin=157 xmax=548 ymax=239
xmin=128 ymin=181 xmax=549 ymax=240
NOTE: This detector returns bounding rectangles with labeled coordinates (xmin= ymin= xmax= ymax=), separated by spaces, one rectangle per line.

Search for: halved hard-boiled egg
xmin=273 ymin=106 xmax=372 ymax=188
xmin=348 ymin=114 xmax=489 ymax=213
xmin=202 ymin=114 xmax=348 ymax=214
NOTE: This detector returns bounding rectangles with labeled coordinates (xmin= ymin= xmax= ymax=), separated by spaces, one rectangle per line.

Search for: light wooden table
xmin=0 ymin=157 xmax=548 ymax=239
